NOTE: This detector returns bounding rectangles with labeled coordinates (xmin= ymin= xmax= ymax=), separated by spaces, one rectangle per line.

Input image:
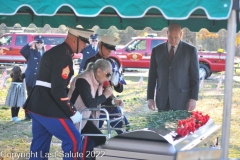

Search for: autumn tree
xmin=182 ymin=28 xmax=196 ymax=45
xmin=118 ymin=27 xmax=137 ymax=45
xmin=235 ymin=32 xmax=240 ymax=47
xmin=235 ymin=32 xmax=240 ymax=56
xmin=196 ymin=28 xmax=219 ymax=51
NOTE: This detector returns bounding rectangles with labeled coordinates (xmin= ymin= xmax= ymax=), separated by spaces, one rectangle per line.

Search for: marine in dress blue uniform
xmin=78 ymin=34 xmax=99 ymax=74
xmin=23 ymin=28 xmax=93 ymax=160
xmin=20 ymin=35 xmax=45 ymax=120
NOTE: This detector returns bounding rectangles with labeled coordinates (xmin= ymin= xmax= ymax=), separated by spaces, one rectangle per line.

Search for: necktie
xmin=169 ymin=46 xmax=174 ymax=61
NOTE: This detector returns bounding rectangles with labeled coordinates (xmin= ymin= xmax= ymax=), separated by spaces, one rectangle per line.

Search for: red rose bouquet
xmin=137 ymin=110 xmax=210 ymax=138
xmin=176 ymin=111 xmax=210 ymax=137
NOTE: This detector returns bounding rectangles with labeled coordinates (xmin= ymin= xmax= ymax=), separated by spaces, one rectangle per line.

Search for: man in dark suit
xmin=147 ymin=23 xmax=199 ymax=111
xmin=78 ymin=34 xmax=99 ymax=73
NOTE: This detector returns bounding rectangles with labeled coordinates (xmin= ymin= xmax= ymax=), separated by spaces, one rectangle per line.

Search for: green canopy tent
xmin=0 ymin=0 xmax=238 ymax=159
xmin=0 ymin=0 xmax=237 ymax=32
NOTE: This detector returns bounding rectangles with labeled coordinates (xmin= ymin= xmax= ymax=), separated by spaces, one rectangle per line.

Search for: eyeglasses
xmin=91 ymin=40 xmax=98 ymax=42
xmin=102 ymin=70 xmax=112 ymax=78
xmin=36 ymin=41 xmax=43 ymax=44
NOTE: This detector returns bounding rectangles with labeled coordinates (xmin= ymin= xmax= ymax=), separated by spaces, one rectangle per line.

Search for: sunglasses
xmin=36 ymin=41 xmax=43 ymax=44
xmin=91 ymin=40 xmax=98 ymax=42
xmin=102 ymin=70 xmax=112 ymax=78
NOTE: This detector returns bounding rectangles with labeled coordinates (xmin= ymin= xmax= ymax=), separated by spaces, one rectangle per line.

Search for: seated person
xmin=84 ymin=36 xmax=130 ymax=134
xmin=68 ymin=59 xmax=113 ymax=158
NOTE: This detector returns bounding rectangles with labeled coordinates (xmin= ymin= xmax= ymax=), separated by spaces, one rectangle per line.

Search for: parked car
xmin=114 ymin=37 xmax=167 ymax=69
xmin=0 ymin=32 xmax=81 ymax=65
xmin=113 ymin=36 xmax=238 ymax=79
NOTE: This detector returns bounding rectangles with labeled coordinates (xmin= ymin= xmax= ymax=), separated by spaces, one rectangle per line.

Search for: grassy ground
xmin=0 ymin=71 xmax=240 ymax=159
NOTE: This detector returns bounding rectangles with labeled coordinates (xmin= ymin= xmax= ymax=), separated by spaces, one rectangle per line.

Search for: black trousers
xmin=11 ymin=107 xmax=20 ymax=117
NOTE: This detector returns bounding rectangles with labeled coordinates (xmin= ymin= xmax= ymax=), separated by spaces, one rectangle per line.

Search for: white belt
xmin=36 ymin=80 xmax=51 ymax=88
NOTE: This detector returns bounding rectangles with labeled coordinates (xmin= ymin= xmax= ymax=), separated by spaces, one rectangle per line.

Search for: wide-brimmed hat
xmin=68 ymin=27 xmax=93 ymax=43
xmin=99 ymin=36 xmax=118 ymax=50
xmin=34 ymin=35 xmax=44 ymax=43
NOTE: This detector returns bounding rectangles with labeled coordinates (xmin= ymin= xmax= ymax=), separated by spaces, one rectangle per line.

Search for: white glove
xmin=70 ymin=111 xmax=82 ymax=124
xmin=110 ymin=72 xmax=119 ymax=86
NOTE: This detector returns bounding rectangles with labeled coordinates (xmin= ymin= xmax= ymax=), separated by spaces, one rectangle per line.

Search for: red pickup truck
xmin=0 ymin=33 xmax=81 ymax=65
xmin=0 ymin=33 xmax=122 ymax=69
xmin=113 ymin=36 xmax=235 ymax=79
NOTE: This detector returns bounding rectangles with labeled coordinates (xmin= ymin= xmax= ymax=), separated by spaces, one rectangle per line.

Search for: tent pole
xmin=221 ymin=9 xmax=237 ymax=160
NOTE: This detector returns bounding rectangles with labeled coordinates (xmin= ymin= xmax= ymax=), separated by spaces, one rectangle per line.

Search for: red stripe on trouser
xmin=82 ymin=136 xmax=88 ymax=160
xmin=59 ymin=119 xmax=77 ymax=160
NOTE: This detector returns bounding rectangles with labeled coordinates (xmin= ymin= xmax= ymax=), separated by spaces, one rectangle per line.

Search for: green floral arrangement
xmin=142 ymin=110 xmax=191 ymax=132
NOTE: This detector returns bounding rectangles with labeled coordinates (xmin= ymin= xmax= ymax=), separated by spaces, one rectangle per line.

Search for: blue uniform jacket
xmin=79 ymin=44 xmax=98 ymax=73
xmin=20 ymin=44 xmax=43 ymax=88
